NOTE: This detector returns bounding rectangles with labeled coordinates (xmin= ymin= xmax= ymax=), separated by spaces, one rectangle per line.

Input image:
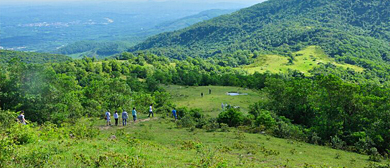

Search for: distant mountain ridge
xmin=129 ymin=0 xmax=390 ymax=68
xmin=153 ymin=9 xmax=237 ymax=32
xmin=0 ymin=50 xmax=71 ymax=64
xmin=55 ymin=9 xmax=237 ymax=58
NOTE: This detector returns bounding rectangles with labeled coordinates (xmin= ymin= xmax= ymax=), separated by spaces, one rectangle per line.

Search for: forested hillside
xmin=153 ymin=9 xmax=236 ymax=32
xmin=0 ymin=50 xmax=71 ymax=64
xmin=130 ymin=0 xmax=390 ymax=82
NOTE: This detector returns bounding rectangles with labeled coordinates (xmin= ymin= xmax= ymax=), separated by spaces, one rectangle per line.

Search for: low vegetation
xmin=2 ymin=116 xmax=389 ymax=167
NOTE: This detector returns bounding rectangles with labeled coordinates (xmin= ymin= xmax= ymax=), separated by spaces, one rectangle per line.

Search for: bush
xmin=354 ymin=136 xmax=375 ymax=154
xmin=273 ymin=120 xmax=306 ymax=140
xmin=204 ymin=118 xmax=219 ymax=132
xmin=331 ymin=135 xmax=346 ymax=150
xmin=0 ymin=135 xmax=15 ymax=167
xmin=16 ymin=144 xmax=64 ymax=168
xmin=39 ymin=122 xmax=66 ymax=141
xmin=177 ymin=115 xmax=195 ymax=128
xmin=7 ymin=123 xmax=37 ymax=145
xmin=309 ymin=132 xmax=321 ymax=145
xmin=0 ymin=109 xmax=18 ymax=129
xmin=217 ymin=108 xmax=245 ymax=127
xmin=67 ymin=121 xmax=99 ymax=139
xmin=176 ymin=107 xmax=205 ymax=128
xmin=369 ymin=147 xmax=382 ymax=162
xmin=254 ymin=110 xmax=276 ymax=128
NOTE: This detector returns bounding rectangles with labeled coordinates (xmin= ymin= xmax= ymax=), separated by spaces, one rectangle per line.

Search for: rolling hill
xmin=0 ymin=50 xmax=71 ymax=64
xmin=129 ymin=0 xmax=390 ymax=78
xmin=55 ymin=9 xmax=237 ymax=59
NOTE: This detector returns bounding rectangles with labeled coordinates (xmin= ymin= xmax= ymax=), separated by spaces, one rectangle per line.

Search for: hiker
xmin=148 ymin=104 xmax=154 ymax=117
xmin=132 ymin=107 xmax=137 ymax=122
xmin=17 ymin=111 xmax=26 ymax=125
xmin=122 ymin=110 xmax=128 ymax=126
xmin=172 ymin=108 xmax=177 ymax=121
xmin=221 ymin=103 xmax=224 ymax=111
xmin=105 ymin=111 xmax=111 ymax=126
xmin=201 ymin=92 xmax=204 ymax=97
xmin=114 ymin=111 xmax=119 ymax=126
xmin=209 ymin=89 xmax=211 ymax=94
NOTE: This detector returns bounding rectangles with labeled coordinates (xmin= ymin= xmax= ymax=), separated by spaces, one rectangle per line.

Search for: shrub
xmin=354 ymin=136 xmax=375 ymax=154
xmin=273 ymin=120 xmax=306 ymax=140
xmin=309 ymin=132 xmax=321 ymax=145
xmin=0 ymin=135 xmax=15 ymax=167
xmin=217 ymin=108 xmax=245 ymax=127
xmin=38 ymin=122 xmax=64 ymax=141
xmin=204 ymin=118 xmax=219 ymax=132
xmin=68 ymin=122 xmax=99 ymax=139
xmin=195 ymin=147 xmax=227 ymax=168
xmin=369 ymin=147 xmax=382 ymax=162
xmin=254 ymin=110 xmax=276 ymax=128
xmin=7 ymin=123 xmax=37 ymax=145
xmin=177 ymin=116 xmax=195 ymax=128
xmin=331 ymin=135 xmax=346 ymax=150
xmin=181 ymin=140 xmax=203 ymax=150
xmin=220 ymin=123 xmax=230 ymax=132
xmin=0 ymin=109 xmax=18 ymax=129
xmin=176 ymin=107 xmax=205 ymax=128
xmin=74 ymin=152 xmax=145 ymax=168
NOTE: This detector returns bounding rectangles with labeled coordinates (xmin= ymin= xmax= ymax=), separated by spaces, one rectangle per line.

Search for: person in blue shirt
xmin=105 ymin=111 xmax=111 ymax=126
xmin=132 ymin=107 xmax=137 ymax=122
xmin=122 ymin=110 xmax=128 ymax=126
xmin=172 ymin=109 xmax=177 ymax=121
xmin=17 ymin=111 xmax=26 ymax=125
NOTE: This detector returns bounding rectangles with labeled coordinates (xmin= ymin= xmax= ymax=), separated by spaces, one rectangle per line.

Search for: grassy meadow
xmin=10 ymin=116 xmax=389 ymax=168
xmin=164 ymin=85 xmax=264 ymax=117
xmin=6 ymin=85 xmax=390 ymax=167
xmin=240 ymin=46 xmax=364 ymax=74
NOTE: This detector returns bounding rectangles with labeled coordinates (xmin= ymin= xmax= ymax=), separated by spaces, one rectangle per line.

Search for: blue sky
xmin=0 ymin=0 xmax=265 ymax=5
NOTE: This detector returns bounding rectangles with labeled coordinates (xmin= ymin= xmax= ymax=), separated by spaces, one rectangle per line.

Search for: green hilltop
xmin=129 ymin=0 xmax=390 ymax=81
xmin=240 ymin=45 xmax=364 ymax=74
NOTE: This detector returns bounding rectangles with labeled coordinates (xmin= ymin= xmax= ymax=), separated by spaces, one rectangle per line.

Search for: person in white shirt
xmin=148 ymin=104 xmax=154 ymax=117
xmin=114 ymin=111 xmax=119 ymax=126
xmin=105 ymin=111 xmax=111 ymax=126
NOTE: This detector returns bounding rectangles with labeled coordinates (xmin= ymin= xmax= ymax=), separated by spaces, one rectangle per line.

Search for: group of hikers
xmin=104 ymin=104 xmax=178 ymax=126
xmin=15 ymin=104 xmax=178 ymax=127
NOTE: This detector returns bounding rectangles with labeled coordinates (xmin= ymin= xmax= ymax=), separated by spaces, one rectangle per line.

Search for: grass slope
xmin=241 ymin=46 xmax=364 ymax=74
xmin=164 ymin=85 xmax=264 ymax=117
xmin=13 ymin=117 xmax=388 ymax=167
